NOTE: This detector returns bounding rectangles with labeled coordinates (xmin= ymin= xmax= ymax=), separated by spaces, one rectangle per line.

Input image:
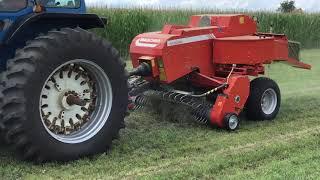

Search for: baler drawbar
xmin=128 ymin=14 xmax=311 ymax=130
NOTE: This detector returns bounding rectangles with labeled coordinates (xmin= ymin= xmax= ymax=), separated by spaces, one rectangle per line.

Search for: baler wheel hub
xmin=224 ymin=113 xmax=240 ymax=131
xmin=228 ymin=115 xmax=239 ymax=129
xmin=261 ymin=88 xmax=278 ymax=115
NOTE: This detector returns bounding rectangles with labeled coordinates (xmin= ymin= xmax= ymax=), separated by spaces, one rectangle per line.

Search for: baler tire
xmin=224 ymin=113 xmax=240 ymax=131
xmin=246 ymin=77 xmax=281 ymax=121
xmin=0 ymin=28 xmax=128 ymax=163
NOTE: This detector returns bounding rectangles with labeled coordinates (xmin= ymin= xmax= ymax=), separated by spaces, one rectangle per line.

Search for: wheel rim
xmin=261 ymin=88 xmax=277 ymax=115
xmin=228 ymin=115 xmax=239 ymax=130
xmin=39 ymin=59 xmax=113 ymax=144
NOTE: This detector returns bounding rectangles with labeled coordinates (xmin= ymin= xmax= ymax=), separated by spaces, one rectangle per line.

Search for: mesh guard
xmin=288 ymin=41 xmax=301 ymax=61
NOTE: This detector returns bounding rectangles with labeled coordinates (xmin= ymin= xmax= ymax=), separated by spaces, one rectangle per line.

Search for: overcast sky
xmin=86 ymin=0 xmax=320 ymax=12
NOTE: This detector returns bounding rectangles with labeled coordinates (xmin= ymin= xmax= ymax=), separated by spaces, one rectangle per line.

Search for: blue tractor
xmin=0 ymin=0 xmax=128 ymax=162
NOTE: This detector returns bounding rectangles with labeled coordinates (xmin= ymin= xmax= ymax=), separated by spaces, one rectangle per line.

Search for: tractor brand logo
xmin=135 ymin=38 xmax=161 ymax=48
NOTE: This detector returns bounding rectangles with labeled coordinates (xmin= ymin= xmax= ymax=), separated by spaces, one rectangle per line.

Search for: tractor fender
xmin=4 ymin=13 xmax=106 ymax=45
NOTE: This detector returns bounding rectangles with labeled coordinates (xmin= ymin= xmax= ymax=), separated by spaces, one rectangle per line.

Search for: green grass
xmin=90 ymin=8 xmax=320 ymax=57
xmin=0 ymin=49 xmax=319 ymax=179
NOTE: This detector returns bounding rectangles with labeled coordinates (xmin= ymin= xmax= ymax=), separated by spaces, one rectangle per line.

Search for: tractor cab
xmin=35 ymin=0 xmax=86 ymax=13
xmin=0 ymin=0 xmax=28 ymax=12
xmin=0 ymin=0 xmax=86 ymax=43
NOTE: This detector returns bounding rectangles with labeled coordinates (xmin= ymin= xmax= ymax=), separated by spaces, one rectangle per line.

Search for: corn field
xmin=90 ymin=8 xmax=320 ymax=57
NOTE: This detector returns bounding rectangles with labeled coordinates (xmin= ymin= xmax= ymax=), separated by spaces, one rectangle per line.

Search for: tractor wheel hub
xmin=40 ymin=63 xmax=96 ymax=135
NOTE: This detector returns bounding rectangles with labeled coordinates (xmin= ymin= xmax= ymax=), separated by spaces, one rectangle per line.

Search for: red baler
xmin=128 ymin=14 xmax=311 ymax=130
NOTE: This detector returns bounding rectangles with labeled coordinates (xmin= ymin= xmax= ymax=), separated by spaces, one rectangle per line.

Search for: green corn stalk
xmin=90 ymin=8 xmax=320 ymax=58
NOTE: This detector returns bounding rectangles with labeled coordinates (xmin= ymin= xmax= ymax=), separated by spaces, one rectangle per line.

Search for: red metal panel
xmin=130 ymin=32 xmax=173 ymax=68
xmin=210 ymin=76 xmax=250 ymax=127
xmin=213 ymin=35 xmax=288 ymax=65
xmin=162 ymin=24 xmax=189 ymax=34
xmin=189 ymin=14 xmax=257 ymax=37
xmin=212 ymin=15 xmax=257 ymax=36
xmin=162 ymin=38 xmax=215 ymax=83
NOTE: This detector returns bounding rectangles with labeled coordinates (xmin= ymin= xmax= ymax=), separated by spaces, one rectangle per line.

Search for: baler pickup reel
xmin=128 ymin=14 xmax=311 ymax=131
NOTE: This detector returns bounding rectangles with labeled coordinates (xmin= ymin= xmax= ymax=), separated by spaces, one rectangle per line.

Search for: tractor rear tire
xmin=0 ymin=28 xmax=128 ymax=162
xmin=0 ymin=73 xmax=6 ymax=144
xmin=246 ymin=77 xmax=281 ymax=121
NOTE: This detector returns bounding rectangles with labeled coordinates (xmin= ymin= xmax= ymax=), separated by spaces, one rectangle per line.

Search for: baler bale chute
xmin=128 ymin=14 xmax=311 ymax=130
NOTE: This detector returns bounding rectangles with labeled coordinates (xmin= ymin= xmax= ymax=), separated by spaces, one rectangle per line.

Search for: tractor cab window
xmin=0 ymin=0 xmax=27 ymax=12
xmin=37 ymin=0 xmax=80 ymax=8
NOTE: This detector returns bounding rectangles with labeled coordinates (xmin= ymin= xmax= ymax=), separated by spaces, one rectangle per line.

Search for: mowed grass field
xmin=0 ymin=49 xmax=320 ymax=179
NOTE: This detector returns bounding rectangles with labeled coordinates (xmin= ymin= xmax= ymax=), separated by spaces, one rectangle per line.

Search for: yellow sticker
xmin=158 ymin=59 xmax=164 ymax=68
xmin=239 ymin=17 xmax=245 ymax=24
xmin=159 ymin=68 xmax=167 ymax=81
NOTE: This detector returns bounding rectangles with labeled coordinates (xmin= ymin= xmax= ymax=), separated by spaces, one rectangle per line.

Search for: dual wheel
xmin=224 ymin=77 xmax=281 ymax=131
